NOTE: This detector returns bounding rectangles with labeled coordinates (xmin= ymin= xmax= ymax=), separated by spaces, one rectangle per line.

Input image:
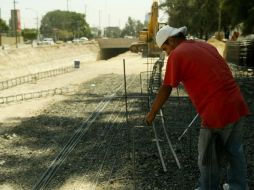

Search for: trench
xmin=99 ymin=48 xmax=129 ymax=60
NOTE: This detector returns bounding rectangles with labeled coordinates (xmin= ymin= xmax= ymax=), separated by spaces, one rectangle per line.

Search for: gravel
xmin=0 ymin=64 xmax=253 ymax=190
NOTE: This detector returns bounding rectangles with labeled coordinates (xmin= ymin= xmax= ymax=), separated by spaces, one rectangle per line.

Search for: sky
xmin=0 ymin=0 xmax=168 ymax=29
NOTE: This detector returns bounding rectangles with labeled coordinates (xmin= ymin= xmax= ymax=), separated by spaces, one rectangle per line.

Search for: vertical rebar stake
xmin=123 ymin=59 xmax=136 ymax=190
xmin=159 ymin=109 xmax=181 ymax=169
xmin=123 ymin=59 xmax=128 ymax=124
xmin=140 ymin=72 xmax=143 ymax=95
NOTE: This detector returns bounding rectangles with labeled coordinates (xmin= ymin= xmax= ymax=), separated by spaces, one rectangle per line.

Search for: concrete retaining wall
xmin=0 ymin=43 xmax=99 ymax=81
xmin=0 ymin=36 xmax=24 ymax=46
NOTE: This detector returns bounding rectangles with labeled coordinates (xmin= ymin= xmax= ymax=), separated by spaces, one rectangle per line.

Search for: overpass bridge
xmin=96 ymin=38 xmax=138 ymax=59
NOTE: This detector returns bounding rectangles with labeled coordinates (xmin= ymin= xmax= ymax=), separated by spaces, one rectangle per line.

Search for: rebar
xmin=178 ymin=114 xmax=199 ymax=141
xmin=159 ymin=109 xmax=181 ymax=169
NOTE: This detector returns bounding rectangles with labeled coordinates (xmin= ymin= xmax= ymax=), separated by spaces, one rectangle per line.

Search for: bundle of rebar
xmin=225 ymin=39 xmax=254 ymax=68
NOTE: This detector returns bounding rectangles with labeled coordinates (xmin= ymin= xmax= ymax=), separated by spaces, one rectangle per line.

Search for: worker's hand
xmin=145 ymin=111 xmax=156 ymax=126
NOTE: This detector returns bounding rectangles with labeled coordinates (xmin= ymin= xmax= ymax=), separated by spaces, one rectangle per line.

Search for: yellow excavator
xmin=129 ymin=0 xmax=162 ymax=57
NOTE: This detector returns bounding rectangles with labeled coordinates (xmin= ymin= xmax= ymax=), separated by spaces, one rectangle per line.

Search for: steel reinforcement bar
xmin=228 ymin=63 xmax=254 ymax=78
xmin=32 ymin=75 xmax=138 ymax=190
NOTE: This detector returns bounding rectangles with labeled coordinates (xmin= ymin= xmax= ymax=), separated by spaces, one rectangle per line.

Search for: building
xmin=9 ymin=9 xmax=21 ymax=36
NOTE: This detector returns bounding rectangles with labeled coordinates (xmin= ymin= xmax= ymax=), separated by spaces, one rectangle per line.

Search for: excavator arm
xmin=146 ymin=0 xmax=159 ymax=41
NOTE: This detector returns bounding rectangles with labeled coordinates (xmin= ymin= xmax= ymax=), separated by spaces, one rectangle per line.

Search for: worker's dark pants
xmin=197 ymin=120 xmax=249 ymax=190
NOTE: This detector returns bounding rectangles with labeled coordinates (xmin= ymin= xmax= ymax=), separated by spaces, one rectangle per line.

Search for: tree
xmin=104 ymin=27 xmax=121 ymax=38
xmin=192 ymin=0 xmax=220 ymax=39
xmin=160 ymin=0 xmax=254 ymax=37
xmin=136 ymin=20 xmax=144 ymax=35
xmin=121 ymin=17 xmax=145 ymax=37
xmin=22 ymin=29 xmax=37 ymax=41
xmin=0 ymin=18 xmax=9 ymax=33
xmin=40 ymin=10 xmax=92 ymax=41
xmin=222 ymin=0 xmax=254 ymax=34
xmin=160 ymin=0 xmax=220 ymax=39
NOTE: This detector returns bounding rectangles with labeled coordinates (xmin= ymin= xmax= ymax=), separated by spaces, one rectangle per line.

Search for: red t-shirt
xmin=164 ymin=40 xmax=249 ymax=128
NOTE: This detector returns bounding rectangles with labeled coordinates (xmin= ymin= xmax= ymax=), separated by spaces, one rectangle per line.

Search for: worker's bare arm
xmin=145 ymin=84 xmax=172 ymax=125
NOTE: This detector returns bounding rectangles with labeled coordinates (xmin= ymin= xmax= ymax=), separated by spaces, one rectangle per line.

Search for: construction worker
xmin=145 ymin=25 xmax=250 ymax=190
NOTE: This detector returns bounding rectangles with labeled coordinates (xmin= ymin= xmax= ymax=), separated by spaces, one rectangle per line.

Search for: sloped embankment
xmin=0 ymin=43 xmax=99 ymax=81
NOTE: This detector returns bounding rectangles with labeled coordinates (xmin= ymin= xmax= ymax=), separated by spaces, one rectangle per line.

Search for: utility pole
xmin=99 ymin=9 xmax=101 ymax=37
xmin=36 ymin=15 xmax=39 ymax=41
xmin=26 ymin=8 xmax=39 ymax=41
xmin=13 ymin=0 xmax=18 ymax=48
xmin=67 ymin=0 xmax=69 ymax=11
xmin=218 ymin=0 xmax=224 ymax=40
xmin=108 ymin=14 xmax=110 ymax=27
xmin=218 ymin=2 xmax=222 ymax=33
xmin=84 ymin=4 xmax=87 ymax=21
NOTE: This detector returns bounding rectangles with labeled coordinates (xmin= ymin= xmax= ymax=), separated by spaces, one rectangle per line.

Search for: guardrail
xmin=0 ymin=87 xmax=75 ymax=104
xmin=0 ymin=66 xmax=77 ymax=91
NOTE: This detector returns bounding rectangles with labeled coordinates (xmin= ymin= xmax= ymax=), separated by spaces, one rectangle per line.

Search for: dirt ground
xmin=0 ymin=43 xmax=253 ymax=190
xmin=0 ymin=45 xmax=154 ymax=189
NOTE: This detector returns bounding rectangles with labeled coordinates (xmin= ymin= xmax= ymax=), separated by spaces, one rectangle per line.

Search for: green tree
xmin=160 ymin=0 xmax=219 ymax=39
xmin=160 ymin=0 xmax=254 ymax=37
xmin=222 ymin=0 xmax=254 ymax=34
xmin=121 ymin=17 xmax=145 ymax=37
xmin=192 ymin=0 xmax=220 ymax=39
xmin=136 ymin=20 xmax=144 ymax=35
xmin=104 ymin=27 xmax=121 ymax=38
xmin=160 ymin=0 xmax=193 ymax=28
xmin=40 ymin=10 xmax=91 ymax=40
xmin=0 ymin=18 xmax=9 ymax=33
xmin=22 ymin=28 xmax=37 ymax=41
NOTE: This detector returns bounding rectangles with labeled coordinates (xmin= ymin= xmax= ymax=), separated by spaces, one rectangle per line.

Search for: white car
xmin=73 ymin=37 xmax=89 ymax=44
xmin=80 ymin=37 xmax=88 ymax=41
xmin=72 ymin=38 xmax=81 ymax=43
xmin=41 ymin=38 xmax=54 ymax=45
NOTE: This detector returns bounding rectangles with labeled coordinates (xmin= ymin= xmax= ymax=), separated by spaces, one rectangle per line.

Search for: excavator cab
xmin=129 ymin=0 xmax=161 ymax=57
xmin=139 ymin=29 xmax=148 ymax=42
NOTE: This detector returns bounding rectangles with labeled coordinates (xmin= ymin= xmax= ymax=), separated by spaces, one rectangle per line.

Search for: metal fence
xmin=225 ymin=39 xmax=254 ymax=68
xmin=229 ymin=64 xmax=254 ymax=79
xmin=0 ymin=66 xmax=77 ymax=91
xmin=0 ymin=87 xmax=75 ymax=104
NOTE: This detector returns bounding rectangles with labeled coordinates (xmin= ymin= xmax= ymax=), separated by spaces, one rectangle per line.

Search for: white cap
xmin=156 ymin=25 xmax=187 ymax=48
